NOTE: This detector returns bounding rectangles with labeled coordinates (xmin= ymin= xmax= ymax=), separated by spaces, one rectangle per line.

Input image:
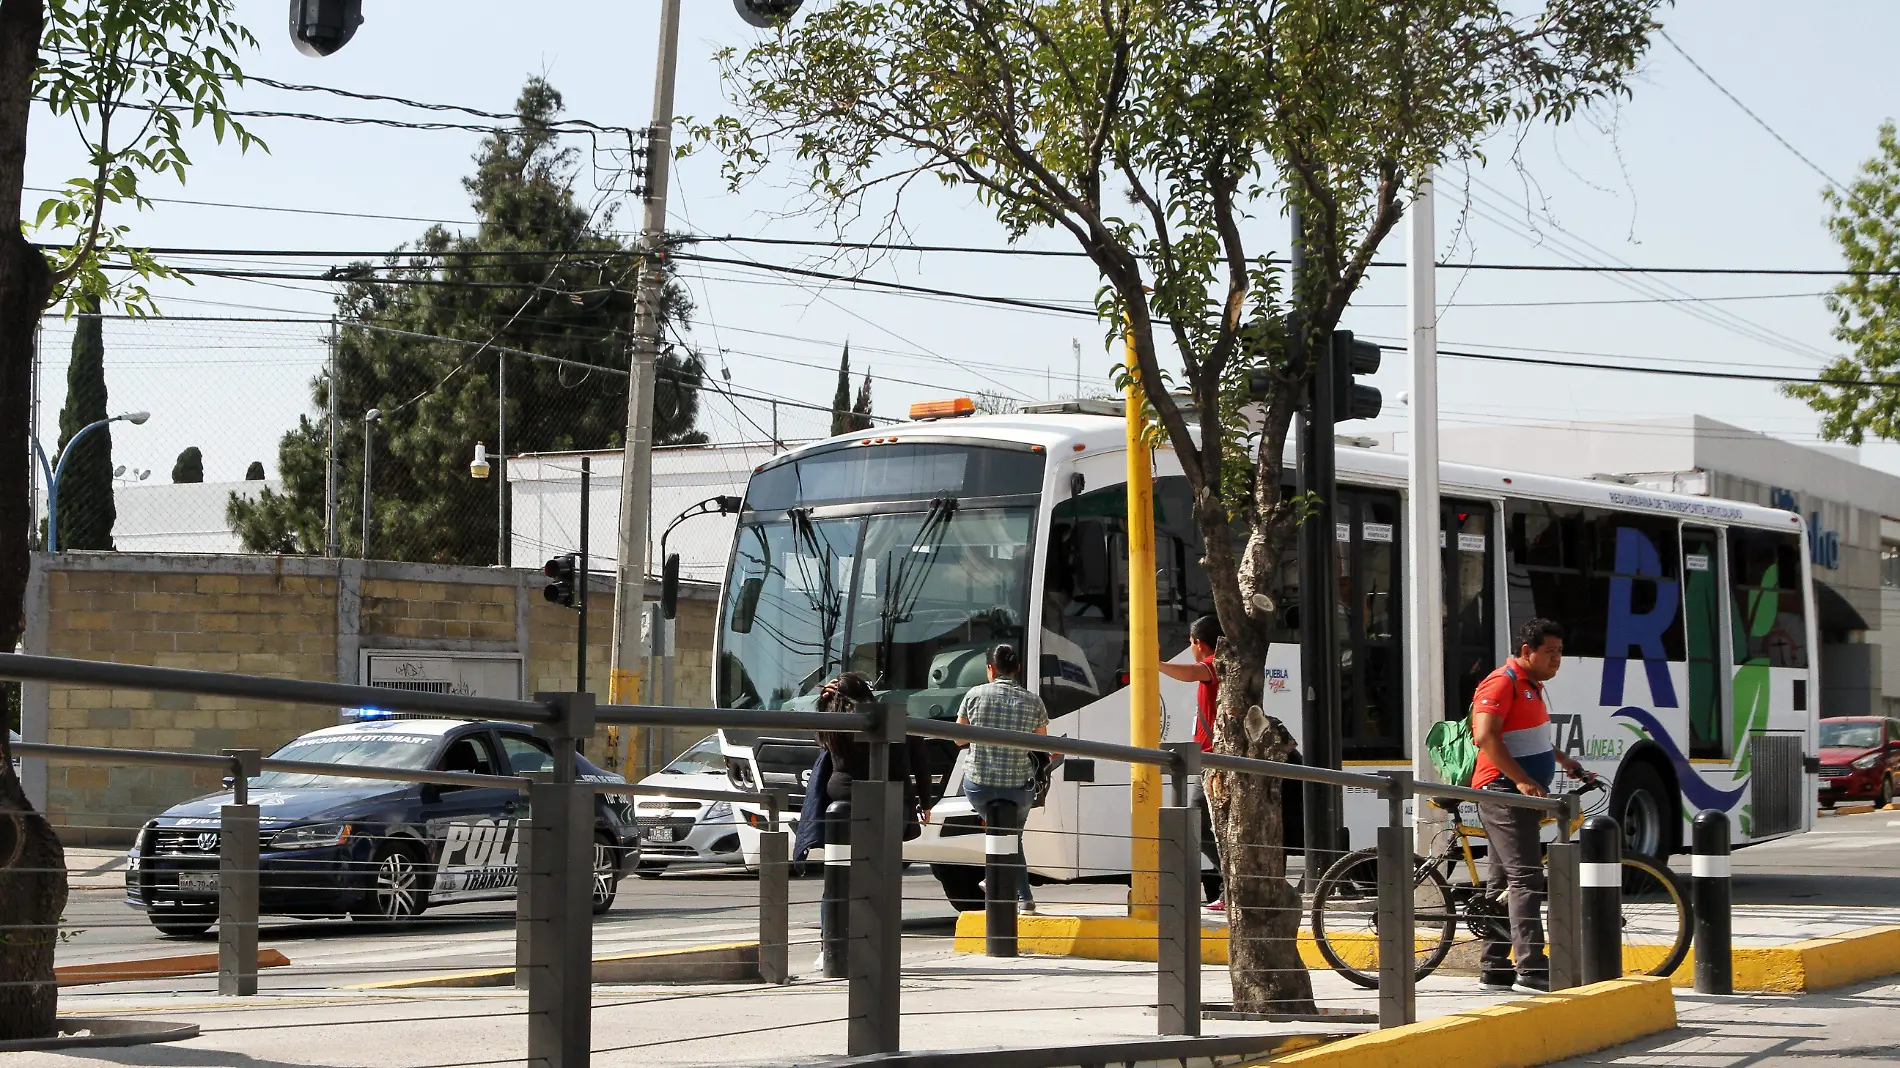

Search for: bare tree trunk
xmin=1207 ymin=627 xmax=1315 ymax=1013
xmin=1 ymin=0 xmax=68 ymax=1041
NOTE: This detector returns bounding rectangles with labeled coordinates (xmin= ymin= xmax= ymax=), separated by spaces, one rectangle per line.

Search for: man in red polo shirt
xmin=1159 ymin=615 xmax=1225 ymax=908
xmin=1472 ymin=617 xmax=1585 ymax=994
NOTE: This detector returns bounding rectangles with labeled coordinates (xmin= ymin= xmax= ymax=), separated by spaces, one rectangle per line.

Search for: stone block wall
xmin=19 ymin=552 xmax=720 ymax=843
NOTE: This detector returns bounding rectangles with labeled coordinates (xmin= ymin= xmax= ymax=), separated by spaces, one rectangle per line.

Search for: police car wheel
xmin=151 ymin=914 xmax=215 ymax=938
xmin=359 ymin=845 xmax=429 ymax=921
xmin=591 ymin=835 xmax=619 ymax=915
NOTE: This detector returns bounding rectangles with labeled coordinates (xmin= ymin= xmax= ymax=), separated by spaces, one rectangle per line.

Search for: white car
xmin=632 ymin=735 xmax=762 ymax=875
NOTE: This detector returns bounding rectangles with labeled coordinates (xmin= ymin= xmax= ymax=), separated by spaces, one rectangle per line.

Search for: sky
xmin=22 ymin=0 xmax=1900 ymax=501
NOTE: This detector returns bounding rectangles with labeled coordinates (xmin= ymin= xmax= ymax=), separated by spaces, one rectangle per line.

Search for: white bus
xmin=712 ymin=401 xmax=1817 ymax=908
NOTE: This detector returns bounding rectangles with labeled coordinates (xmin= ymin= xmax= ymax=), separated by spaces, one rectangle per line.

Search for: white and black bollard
xmin=1579 ymin=815 xmax=1623 ymax=985
xmin=984 ymin=798 xmax=1021 ymax=958
xmin=1692 ymin=809 xmax=1732 ymax=994
xmin=822 ymin=799 xmax=851 ymax=978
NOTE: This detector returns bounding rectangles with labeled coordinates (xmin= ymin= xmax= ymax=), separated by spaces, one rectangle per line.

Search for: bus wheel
xmin=1610 ymin=762 xmax=1671 ymax=858
xmin=929 ymin=863 xmax=985 ymax=913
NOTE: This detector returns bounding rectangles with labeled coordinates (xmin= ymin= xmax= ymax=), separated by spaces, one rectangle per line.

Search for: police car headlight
xmin=270 ymin=822 xmax=354 ymax=850
xmin=703 ymin=801 xmax=732 ymax=822
xmin=1853 ymin=752 xmax=1882 ymax=770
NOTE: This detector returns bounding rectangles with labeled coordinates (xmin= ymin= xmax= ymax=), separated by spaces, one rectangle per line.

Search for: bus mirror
xmin=731 ymin=577 xmax=764 ymax=634
xmin=661 ymin=553 xmax=681 ymax=620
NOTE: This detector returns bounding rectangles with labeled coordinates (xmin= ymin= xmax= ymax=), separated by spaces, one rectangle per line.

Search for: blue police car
xmin=126 ymin=716 xmax=640 ymax=937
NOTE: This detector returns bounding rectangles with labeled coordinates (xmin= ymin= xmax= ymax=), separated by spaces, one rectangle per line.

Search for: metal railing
xmin=1 ymin=651 xmax=1582 ymax=1066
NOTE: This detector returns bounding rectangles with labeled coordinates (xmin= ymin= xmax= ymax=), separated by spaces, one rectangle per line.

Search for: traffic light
xmin=543 ymin=555 xmax=578 ymax=609
xmin=1331 ymin=330 xmax=1382 ymax=422
xmin=288 ymin=0 xmax=363 ymax=57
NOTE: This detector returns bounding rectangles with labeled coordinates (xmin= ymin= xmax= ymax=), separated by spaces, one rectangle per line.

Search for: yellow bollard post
xmin=1124 ymin=328 xmax=1161 ymax=921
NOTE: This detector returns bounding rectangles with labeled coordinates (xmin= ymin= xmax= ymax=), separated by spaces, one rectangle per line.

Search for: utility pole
xmin=1124 ymin=321 xmax=1161 ymax=921
xmin=1293 ymin=203 xmax=1344 ymax=886
xmin=608 ymin=0 xmax=684 ymax=758
xmin=324 ymin=318 xmax=339 ymax=558
xmin=497 ymin=351 xmax=508 ymax=567
xmin=578 ymin=456 xmax=590 ymax=694
xmin=1406 ymin=174 xmax=1445 ymax=854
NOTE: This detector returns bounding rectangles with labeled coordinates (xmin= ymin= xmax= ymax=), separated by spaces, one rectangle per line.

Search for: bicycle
xmin=1309 ymin=775 xmax=1693 ymax=989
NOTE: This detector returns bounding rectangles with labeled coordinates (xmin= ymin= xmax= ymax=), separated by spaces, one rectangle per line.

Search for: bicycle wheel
xmin=1617 ymin=853 xmax=1693 ymax=978
xmin=1310 ymin=847 xmax=1458 ymax=990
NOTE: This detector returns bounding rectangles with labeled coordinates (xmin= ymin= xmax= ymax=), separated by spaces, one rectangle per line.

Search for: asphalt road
xmin=1718 ymin=808 xmax=1900 ymax=907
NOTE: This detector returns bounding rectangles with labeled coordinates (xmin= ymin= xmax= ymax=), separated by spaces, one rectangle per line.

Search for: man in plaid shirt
xmin=956 ymin=643 xmax=1048 ymax=912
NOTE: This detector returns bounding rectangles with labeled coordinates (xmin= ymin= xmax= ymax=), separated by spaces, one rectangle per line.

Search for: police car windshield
xmin=662 ymin=737 xmax=727 ymax=775
xmin=252 ymin=733 xmax=439 ymax=788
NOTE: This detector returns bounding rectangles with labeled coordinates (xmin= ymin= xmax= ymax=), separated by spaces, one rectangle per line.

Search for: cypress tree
xmin=244 ymin=462 xmax=266 ymax=481
xmin=850 ymin=370 xmax=874 ymax=431
xmin=171 ymin=447 xmax=204 ymax=483
xmin=830 ymin=342 xmax=853 ymax=436
xmin=53 ymin=301 xmax=114 ymax=551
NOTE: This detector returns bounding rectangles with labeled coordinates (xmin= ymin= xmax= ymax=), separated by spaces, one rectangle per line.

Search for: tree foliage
xmin=828 ymin=342 xmax=875 ymax=434
xmin=229 ymin=78 xmax=706 ymax=564
xmin=1785 ymin=121 xmax=1900 ymax=443
xmin=170 ymin=445 xmax=202 ymax=483
xmin=704 ymin=0 xmax=1661 ymax=1011
xmin=53 ymin=300 xmax=113 ymax=550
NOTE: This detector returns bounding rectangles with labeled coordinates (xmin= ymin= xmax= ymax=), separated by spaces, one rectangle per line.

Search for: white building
xmin=109 ymin=479 xmax=279 ymax=554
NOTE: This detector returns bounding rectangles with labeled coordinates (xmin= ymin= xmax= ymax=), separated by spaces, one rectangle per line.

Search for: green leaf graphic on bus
xmin=1729 ymin=558 xmax=1779 ymax=781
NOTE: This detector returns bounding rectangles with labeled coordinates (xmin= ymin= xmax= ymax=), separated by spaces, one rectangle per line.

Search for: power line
xmin=1659 ymin=30 xmax=1846 ymax=193
xmin=1418 ymin=343 xmax=1882 ymax=389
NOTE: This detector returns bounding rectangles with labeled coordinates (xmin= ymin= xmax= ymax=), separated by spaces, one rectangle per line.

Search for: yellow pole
xmin=1124 ymin=326 xmax=1161 ymax=920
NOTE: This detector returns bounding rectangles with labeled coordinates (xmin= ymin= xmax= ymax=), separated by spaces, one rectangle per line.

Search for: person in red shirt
xmin=1160 ymin=615 xmax=1225 ymax=908
xmin=1471 ymin=617 xmax=1585 ymax=994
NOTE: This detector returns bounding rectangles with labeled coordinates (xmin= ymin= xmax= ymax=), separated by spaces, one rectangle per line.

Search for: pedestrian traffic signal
xmin=1331 ymin=330 xmax=1382 ymax=422
xmin=543 ymin=555 xmax=578 ymax=609
xmin=288 ymin=0 xmax=363 ymax=57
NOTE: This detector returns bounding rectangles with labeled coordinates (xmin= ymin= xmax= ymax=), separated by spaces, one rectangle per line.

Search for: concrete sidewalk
xmin=1545 ymin=978 xmax=1900 ymax=1066
xmin=17 ymin=943 xmax=1534 ymax=1067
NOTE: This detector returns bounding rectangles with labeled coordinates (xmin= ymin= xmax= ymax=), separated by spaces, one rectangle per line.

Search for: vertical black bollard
xmin=822 ymin=799 xmax=851 ymax=978
xmin=1579 ymin=814 xmax=1622 ymax=985
xmin=984 ymin=798 xmax=1020 ymax=958
xmin=1692 ymin=810 xmax=1732 ymax=994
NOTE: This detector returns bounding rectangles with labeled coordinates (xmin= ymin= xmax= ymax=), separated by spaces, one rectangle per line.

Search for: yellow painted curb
xmin=1821 ymin=804 xmax=1877 ymax=816
xmin=952 ymin=913 xmax=1433 ymax=970
xmin=1239 ymin=976 xmax=1675 ymax=1068
xmin=354 ymin=941 xmax=763 ymax=990
xmin=55 ymin=948 xmax=291 ymax=987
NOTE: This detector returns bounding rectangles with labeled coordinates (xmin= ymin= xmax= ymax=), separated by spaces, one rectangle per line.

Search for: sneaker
xmin=1018 ymin=901 xmax=1037 ymax=915
xmin=1478 ymin=971 xmax=1516 ymax=991
xmin=1205 ymin=899 xmax=1226 ymax=912
xmin=1512 ymin=972 xmax=1551 ymax=994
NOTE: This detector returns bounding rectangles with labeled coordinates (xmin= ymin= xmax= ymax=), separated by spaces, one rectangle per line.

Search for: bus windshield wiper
xmin=872 ymin=498 xmax=957 ymax=688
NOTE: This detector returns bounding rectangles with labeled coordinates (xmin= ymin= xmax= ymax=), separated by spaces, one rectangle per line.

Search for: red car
xmin=1818 ymin=717 xmax=1900 ymax=809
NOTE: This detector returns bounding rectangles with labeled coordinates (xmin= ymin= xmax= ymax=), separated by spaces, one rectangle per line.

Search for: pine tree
xmin=849 ymin=370 xmax=874 ymax=431
xmin=829 ymin=342 xmax=853 ymax=436
xmin=229 ymin=78 xmax=705 ymax=563
xmin=171 ymin=447 xmax=203 ymax=484
xmin=53 ymin=301 xmax=113 ymax=551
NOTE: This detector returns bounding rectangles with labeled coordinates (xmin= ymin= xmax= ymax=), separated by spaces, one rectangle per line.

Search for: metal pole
xmin=821 ymin=799 xmax=850 ymax=978
xmin=497 ymin=351 xmax=508 ymax=568
xmin=1376 ymin=772 xmax=1417 ymax=1027
xmin=607 ymin=0 xmax=683 ymax=727
xmin=578 ymin=457 xmax=590 ymax=694
xmin=525 ymin=692 xmax=594 ymax=1068
xmin=847 ymin=709 xmax=902 ymax=1057
xmin=361 ymin=416 xmax=374 ymax=560
xmin=1580 ymin=814 xmax=1622 ymax=985
xmin=325 ymin=318 xmax=339 ymax=558
xmin=46 ymin=417 xmax=118 ymax=554
xmin=1405 ymin=175 xmax=1445 ymax=856
xmin=984 ymin=798 xmax=1021 ymax=957
xmin=1692 ymin=809 xmax=1732 ymax=994
xmin=1294 ymin=201 xmax=1344 ymax=885
xmin=1548 ymin=793 xmax=1584 ymax=990
xmin=1157 ymin=801 xmax=1201 ymax=1036
xmin=757 ymin=827 xmax=791 ymax=985
xmin=218 ymin=749 xmax=261 ymax=997
xmin=1124 ymin=317 xmax=1162 ymax=920
xmin=29 ymin=321 xmax=41 ymax=544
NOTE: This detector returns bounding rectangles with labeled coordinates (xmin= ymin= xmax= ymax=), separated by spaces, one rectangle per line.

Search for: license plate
xmin=645 ymin=826 xmax=676 ymax=844
xmin=177 ymin=871 xmax=219 ymax=894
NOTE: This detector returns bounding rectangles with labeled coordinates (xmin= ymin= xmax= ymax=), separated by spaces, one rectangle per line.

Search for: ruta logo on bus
xmin=1597 ymin=524 xmax=1750 ymax=812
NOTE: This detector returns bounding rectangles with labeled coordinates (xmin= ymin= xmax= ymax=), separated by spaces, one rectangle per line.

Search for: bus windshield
xmin=719 ymin=504 xmax=1036 ymax=716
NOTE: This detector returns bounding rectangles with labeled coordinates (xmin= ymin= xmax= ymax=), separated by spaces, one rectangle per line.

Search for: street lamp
xmin=40 ymin=410 xmax=151 ymax=552
xmin=362 ymin=409 xmax=382 ymax=559
xmin=648 ymin=495 xmax=743 ymax=713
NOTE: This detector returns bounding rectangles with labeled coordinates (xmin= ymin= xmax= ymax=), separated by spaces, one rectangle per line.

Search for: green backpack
xmin=1426 ymin=718 xmax=1477 ymax=788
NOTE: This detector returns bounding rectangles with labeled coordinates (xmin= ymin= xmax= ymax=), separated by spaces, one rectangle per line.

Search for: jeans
xmin=1476 ymin=792 xmax=1549 ymax=978
xmin=964 ymin=781 xmax=1036 ymax=905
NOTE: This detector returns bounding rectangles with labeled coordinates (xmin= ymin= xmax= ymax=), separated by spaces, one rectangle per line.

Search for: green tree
xmin=243 ymin=460 xmax=264 ymax=481
xmin=851 ymin=368 xmax=873 ymax=429
xmin=1785 ymin=122 xmax=1900 ymax=442
xmin=704 ymin=0 xmax=1660 ymax=1011
xmin=52 ymin=300 xmax=113 ymax=550
xmin=170 ymin=446 xmax=202 ymax=483
xmin=829 ymin=341 xmax=855 ymax=435
xmin=0 ymin=0 xmax=259 ymax=1040
xmin=230 ymin=78 xmax=705 ymax=564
